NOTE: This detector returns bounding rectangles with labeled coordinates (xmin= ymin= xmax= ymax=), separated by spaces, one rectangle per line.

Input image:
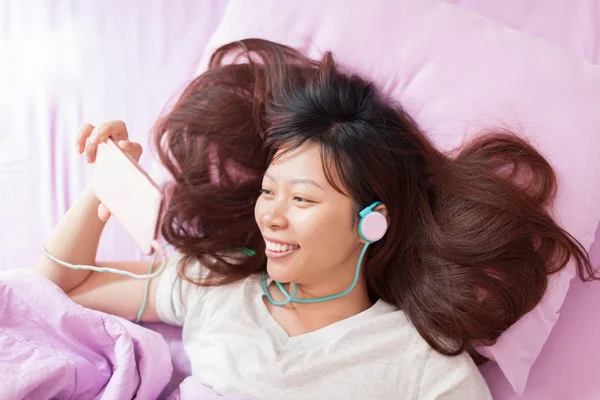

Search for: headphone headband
xmin=359 ymin=201 xmax=382 ymax=218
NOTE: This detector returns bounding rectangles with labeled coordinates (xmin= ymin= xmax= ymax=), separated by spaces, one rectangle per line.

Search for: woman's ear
xmin=357 ymin=203 xmax=390 ymax=244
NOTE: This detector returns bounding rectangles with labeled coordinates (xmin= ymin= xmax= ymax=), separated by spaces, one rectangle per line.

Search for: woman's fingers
xmin=76 ymin=123 xmax=95 ymax=155
xmin=84 ymin=120 xmax=129 ymax=163
xmin=117 ymin=140 xmax=143 ymax=163
xmin=89 ymin=120 xmax=129 ymax=144
xmin=98 ymin=203 xmax=111 ymax=221
xmin=78 ymin=120 xmax=140 ymax=222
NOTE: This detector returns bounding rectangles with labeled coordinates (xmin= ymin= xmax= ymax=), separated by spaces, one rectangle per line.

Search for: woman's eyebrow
xmin=264 ymin=173 xmax=324 ymax=190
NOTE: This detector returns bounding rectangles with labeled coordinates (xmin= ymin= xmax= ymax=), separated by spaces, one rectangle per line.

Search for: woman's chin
xmin=265 ymin=248 xmax=301 ymax=282
xmin=266 ymin=261 xmax=296 ymax=284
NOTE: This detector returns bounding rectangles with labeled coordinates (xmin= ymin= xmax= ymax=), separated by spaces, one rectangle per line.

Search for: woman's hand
xmin=75 ymin=120 xmax=143 ymax=221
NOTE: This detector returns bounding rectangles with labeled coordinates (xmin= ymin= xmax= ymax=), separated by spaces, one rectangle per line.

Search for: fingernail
xmin=75 ymin=143 xmax=80 ymax=153
xmin=86 ymin=154 xmax=92 ymax=163
xmin=90 ymin=131 xmax=99 ymax=143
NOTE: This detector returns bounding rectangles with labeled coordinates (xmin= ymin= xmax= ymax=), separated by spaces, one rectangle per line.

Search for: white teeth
xmin=265 ymin=240 xmax=298 ymax=253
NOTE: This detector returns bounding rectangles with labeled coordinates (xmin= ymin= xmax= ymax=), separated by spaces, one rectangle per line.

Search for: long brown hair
xmin=153 ymin=38 xmax=598 ymax=359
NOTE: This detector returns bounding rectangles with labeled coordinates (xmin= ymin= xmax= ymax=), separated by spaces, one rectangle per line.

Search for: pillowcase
xmin=196 ymin=0 xmax=600 ymax=394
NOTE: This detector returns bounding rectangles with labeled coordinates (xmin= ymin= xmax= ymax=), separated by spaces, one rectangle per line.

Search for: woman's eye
xmin=293 ymin=196 xmax=312 ymax=203
xmin=259 ymin=188 xmax=273 ymax=196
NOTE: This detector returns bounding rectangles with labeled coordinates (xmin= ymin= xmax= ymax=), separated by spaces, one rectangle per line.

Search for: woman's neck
xmin=266 ymin=279 xmax=373 ymax=333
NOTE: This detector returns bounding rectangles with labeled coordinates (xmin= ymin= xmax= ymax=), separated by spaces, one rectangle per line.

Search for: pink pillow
xmin=196 ymin=0 xmax=600 ymax=394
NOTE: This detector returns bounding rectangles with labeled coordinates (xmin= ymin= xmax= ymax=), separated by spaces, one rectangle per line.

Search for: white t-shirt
xmin=156 ymin=254 xmax=492 ymax=400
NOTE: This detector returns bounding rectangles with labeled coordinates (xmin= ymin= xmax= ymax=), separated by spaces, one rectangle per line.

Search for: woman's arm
xmin=35 ymin=185 xmax=106 ymax=294
xmin=35 ymin=184 xmax=163 ymax=322
xmin=67 ymin=260 xmax=162 ymax=322
xmin=35 ymin=121 xmax=162 ymax=322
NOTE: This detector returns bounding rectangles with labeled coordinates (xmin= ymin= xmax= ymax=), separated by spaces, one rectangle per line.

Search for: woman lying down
xmin=37 ymin=39 xmax=595 ymax=400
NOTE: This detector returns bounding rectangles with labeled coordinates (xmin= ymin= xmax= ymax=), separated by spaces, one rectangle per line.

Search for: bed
xmin=1 ymin=1 xmax=598 ymax=399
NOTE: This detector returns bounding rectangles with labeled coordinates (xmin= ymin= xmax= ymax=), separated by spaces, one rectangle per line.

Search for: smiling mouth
xmin=264 ymin=240 xmax=300 ymax=259
xmin=265 ymin=240 xmax=299 ymax=253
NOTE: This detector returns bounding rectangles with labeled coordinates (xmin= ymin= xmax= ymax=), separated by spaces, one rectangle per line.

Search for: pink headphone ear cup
xmin=359 ymin=212 xmax=388 ymax=242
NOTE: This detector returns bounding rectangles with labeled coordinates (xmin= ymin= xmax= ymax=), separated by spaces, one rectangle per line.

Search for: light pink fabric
xmin=0 ymin=270 xmax=243 ymax=400
xmin=198 ymin=0 xmax=600 ymax=396
xmin=2 ymin=1 xmax=600 ymax=399
xmin=479 ymin=226 xmax=600 ymax=400
xmin=0 ymin=0 xmax=228 ymax=271
xmin=0 ymin=270 xmax=172 ymax=399
xmin=443 ymin=0 xmax=600 ymax=65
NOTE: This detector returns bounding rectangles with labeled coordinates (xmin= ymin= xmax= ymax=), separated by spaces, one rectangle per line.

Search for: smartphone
xmin=91 ymin=138 xmax=164 ymax=255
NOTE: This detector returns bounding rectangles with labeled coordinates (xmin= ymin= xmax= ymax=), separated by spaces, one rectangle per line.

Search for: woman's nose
xmin=263 ymin=207 xmax=288 ymax=229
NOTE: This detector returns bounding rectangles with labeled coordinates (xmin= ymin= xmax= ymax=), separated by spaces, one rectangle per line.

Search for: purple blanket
xmin=0 ymin=270 xmax=239 ymax=400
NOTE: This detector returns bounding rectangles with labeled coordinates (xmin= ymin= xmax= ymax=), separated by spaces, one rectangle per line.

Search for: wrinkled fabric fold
xmin=0 ymin=270 xmax=172 ymax=400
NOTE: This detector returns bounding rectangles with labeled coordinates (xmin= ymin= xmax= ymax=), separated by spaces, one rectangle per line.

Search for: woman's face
xmin=254 ymin=141 xmax=364 ymax=292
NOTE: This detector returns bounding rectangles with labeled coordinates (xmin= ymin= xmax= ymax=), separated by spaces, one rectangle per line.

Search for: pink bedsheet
xmin=0 ymin=270 xmax=172 ymax=399
xmin=1 ymin=1 xmax=598 ymax=399
xmin=0 ymin=269 xmax=242 ymax=399
xmin=0 ymin=0 xmax=228 ymax=270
